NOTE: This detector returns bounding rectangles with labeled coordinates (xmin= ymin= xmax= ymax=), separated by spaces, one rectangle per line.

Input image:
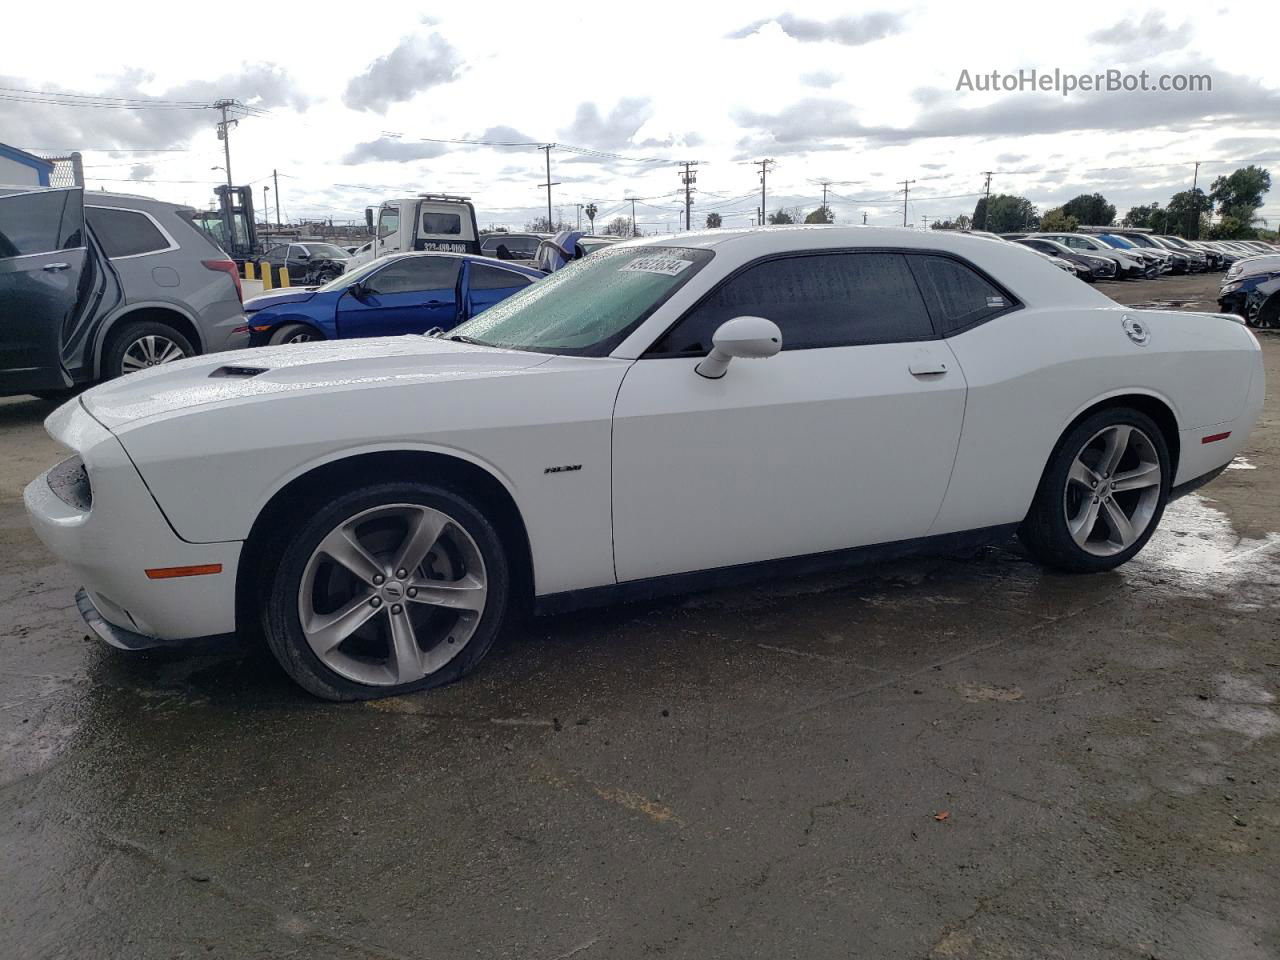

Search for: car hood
xmin=244 ymin=288 xmax=318 ymax=312
xmin=80 ymin=336 xmax=552 ymax=432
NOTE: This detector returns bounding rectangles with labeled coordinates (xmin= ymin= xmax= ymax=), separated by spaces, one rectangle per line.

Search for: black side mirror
xmin=365 ymin=208 xmax=374 ymax=231
xmin=348 ymin=281 xmax=367 ymax=299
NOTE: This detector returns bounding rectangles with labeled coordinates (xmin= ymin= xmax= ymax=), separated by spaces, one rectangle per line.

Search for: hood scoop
xmin=209 ymin=365 xmax=269 ymax=379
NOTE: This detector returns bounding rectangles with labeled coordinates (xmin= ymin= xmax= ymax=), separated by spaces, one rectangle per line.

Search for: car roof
xmin=610 ymin=224 xmax=1107 ymax=308
xmin=376 ymin=250 xmax=544 ymax=278
xmin=0 ymin=184 xmax=193 ymax=213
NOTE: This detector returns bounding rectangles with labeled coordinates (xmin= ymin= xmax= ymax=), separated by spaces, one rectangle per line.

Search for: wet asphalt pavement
xmin=2 ymin=274 xmax=1278 ymax=959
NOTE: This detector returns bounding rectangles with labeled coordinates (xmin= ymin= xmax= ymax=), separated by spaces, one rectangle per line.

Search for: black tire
xmin=103 ymin=321 xmax=195 ymax=380
xmin=1019 ymin=407 xmax=1171 ymax=574
xmin=31 ymin=387 xmax=79 ymax=403
xmin=262 ymin=480 xmax=511 ymax=701
xmin=267 ymin=323 xmax=323 ymax=346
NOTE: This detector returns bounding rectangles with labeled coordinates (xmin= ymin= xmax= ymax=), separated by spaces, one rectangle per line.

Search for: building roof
xmin=0 ymin=143 xmax=55 ymax=171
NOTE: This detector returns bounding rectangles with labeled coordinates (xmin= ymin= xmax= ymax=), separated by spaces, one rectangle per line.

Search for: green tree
xmin=525 ymin=216 xmax=572 ymax=233
xmin=705 ymin=212 xmax=722 ymax=228
xmin=584 ymin=203 xmax=598 ymax=233
xmin=768 ymin=208 xmax=796 ymax=224
xmin=804 ymin=205 xmax=834 ymax=224
xmin=972 ymin=194 xmax=1039 ymax=233
xmin=1166 ymin=188 xmax=1208 ymax=238
xmin=1207 ymin=215 xmax=1262 ymax=240
xmin=1061 ymin=193 xmax=1116 ymax=227
xmin=603 ymin=216 xmax=637 ymax=237
xmin=1209 ymin=166 xmax=1271 ymax=223
xmin=1039 ymin=207 xmax=1079 ymax=232
xmin=1125 ymin=203 xmax=1164 ymax=229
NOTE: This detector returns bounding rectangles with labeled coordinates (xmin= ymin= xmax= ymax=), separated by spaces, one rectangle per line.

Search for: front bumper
xmin=24 ymin=401 xmax=242 ymax=642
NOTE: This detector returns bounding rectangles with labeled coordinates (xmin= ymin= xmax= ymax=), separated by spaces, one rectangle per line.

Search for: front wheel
xmin=268 ymin=323 xmax=322 ymax=345
xmin=1019 ymin=408 xmax=1170 ymax=573
xmin=263 ymin=481 xmax=511 ymax=700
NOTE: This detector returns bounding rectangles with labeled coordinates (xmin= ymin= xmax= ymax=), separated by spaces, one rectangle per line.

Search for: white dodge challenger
xmin=25 ymin=227 xmax=1264 ymax=700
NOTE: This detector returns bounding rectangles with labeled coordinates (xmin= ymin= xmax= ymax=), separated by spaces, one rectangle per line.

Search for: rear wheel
xmin=104 ymin=321 xmax=194 ymax=379
xmin=268 ymin=323 xmax=322 ymax=345
xmin=1019 ymin=408 xmax=1170 ymax=573
xmin=262 ymin=481 xmax=510 ymax=700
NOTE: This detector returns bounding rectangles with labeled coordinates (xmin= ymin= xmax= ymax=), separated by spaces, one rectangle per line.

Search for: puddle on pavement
xmin=1127 ymin=298 xmax=1209 ymax=310
xmin=1128 ymin=493 xmax=1280 ymax=589
xmin=1227 ymin=456 xmax=1257 ymax=471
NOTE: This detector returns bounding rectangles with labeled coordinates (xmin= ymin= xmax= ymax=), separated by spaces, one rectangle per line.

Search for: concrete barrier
xmin=277 ymin=267 xmax=290 ymax=288
xmin=262 ymin=264 xmax=274 ymax=291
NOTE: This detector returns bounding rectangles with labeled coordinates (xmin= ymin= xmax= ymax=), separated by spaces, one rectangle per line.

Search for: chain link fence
xmin=32 ymin=152 xmax=84 ymax=187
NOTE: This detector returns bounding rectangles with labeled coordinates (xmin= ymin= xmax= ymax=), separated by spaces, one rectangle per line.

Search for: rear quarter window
xmin=908 ymin=254 xmax=1016 ymax=335
xmin=86 ymin=207 xmax=172 ymax=258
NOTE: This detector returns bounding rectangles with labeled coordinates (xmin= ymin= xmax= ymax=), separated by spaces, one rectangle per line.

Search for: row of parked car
xmin=985 ymin=230 xmax=1279 ymax=282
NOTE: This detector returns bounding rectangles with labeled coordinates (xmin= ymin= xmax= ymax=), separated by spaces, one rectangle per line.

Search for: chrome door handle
xmin=908 ymin=360 xmax=948 ymax=376
xmin=43 ymin=262 xmax=70 ymax=272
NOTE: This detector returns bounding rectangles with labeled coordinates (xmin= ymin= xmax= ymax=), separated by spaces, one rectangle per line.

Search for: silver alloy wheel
xmin=121 ymin=335 xmax=186 ymax=373
xmin=1063 ymin=424 xmax=1162 ymax=557
xmin=297 ymin=503 xmax=488 ymax=686
xmin=285 ymin=330 xmax=316 ymax=343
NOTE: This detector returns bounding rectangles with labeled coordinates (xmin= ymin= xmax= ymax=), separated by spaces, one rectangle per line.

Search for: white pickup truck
xmin=346 ymin=194 xmax=481 ymax=271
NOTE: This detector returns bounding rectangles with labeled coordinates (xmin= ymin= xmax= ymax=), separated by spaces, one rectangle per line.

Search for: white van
xmin=347 ymin=195 xmax=480 ymax=271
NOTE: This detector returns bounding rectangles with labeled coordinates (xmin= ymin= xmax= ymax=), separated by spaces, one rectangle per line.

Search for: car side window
xmin=908 ymin=255 xmax=1013 ymax=335
xmin=648 ymin=252 xmax=933 ymax=355
xmin=469 ymin=263 xmax=533 ymax=291
xmin=364 ymin=257 xmax=461 ymax=295
xmin=263 ymin=245 xmax=286 ymax=260
xmin=0 ymin=189 xmax=83 ymax=259
xmin=85 ymin=207 xmax=170 ymax=258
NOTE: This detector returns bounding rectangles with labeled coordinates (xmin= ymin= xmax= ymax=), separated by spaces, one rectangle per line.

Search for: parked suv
xmin=0 ymin=186 xmax=248 ymax=398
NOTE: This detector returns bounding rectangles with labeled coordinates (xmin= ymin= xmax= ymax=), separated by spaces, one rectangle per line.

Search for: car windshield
xmin=447 ymin=245 xmax=713 ymax=356
xmin=303 ymin=243 xmax=349 ymax=259
xmin=1100 ymin=235 xmax=1135 ymax=249
xmin=314 ymin=257 xmax=387 ymax=291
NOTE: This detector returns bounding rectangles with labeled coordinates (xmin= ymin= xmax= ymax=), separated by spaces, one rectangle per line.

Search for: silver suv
xmin=0 ymin=185 xmax=249 ymax=398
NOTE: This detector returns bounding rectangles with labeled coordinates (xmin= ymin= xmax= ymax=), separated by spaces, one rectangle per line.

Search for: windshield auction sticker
xmin=620 ymin=256 xmax=693 ymax=276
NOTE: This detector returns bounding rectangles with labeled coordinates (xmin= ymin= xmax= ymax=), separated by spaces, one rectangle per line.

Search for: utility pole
xmin=263 ymin=185 xmax=270 ymax=230
xmin=979 ymin=171 xmax=993 ymax=230
xmin=575 ymin=203 xmax=583 ymax=231
xmin=755 ymin=159 xmax=774 ymax=226
xmin=272 ymin=168 xmax=281 ymax=228
xmin=1188 ymin=160 xmax=1201 ymax=239
xmin=626 ymin=196 xmax=639 ymax=238
xmin=678 ymin=161 xmax=699 ymax=231
xmin=213 ymin=99 xmax=238 ymax=188
xmin=811 ymin=177 xmax=834 ymax=218
xmin=921 ymin=215 xmax=931 ymax=230
xmin=539 ymin=145 xmax=560 ymax=232
xmin=862 ymin=211 xmax=868 ymax=225
xmin=901 ymin=179 xmax=916 ymax=227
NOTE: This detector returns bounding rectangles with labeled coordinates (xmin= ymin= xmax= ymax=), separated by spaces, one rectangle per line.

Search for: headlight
xmin=1221 ymin=281 xmax=1242 ymax=294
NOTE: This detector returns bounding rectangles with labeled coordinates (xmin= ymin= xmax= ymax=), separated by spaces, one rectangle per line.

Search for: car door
xmin=610 ymin=250 xmax=968 ymax=583
xmin=464 ymin=262 xmax=535 ymax=318
xmin=0 ymin=187 xmax=93 ymax=394
xmin=335 ymin=255 xmax=461 ymax=338
xmin=286 ymin=244 xmax=312 ymax=283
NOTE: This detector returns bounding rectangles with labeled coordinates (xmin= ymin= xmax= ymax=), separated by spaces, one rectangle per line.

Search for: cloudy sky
xmin=4 ymin=0 xmax=1280 ymax=232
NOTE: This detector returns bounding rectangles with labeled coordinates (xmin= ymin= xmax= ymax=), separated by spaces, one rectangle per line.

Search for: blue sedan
xmin=243 ymin=252 xmax=544 ymax=346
